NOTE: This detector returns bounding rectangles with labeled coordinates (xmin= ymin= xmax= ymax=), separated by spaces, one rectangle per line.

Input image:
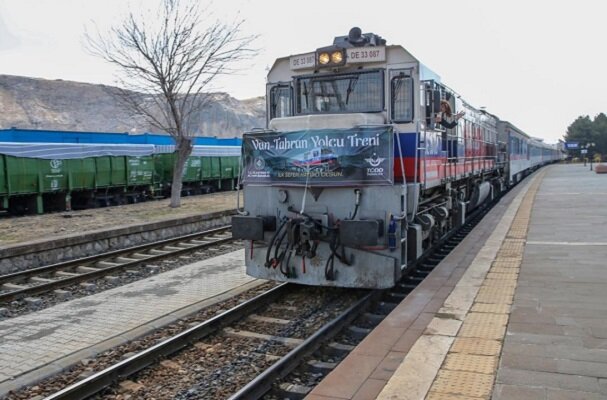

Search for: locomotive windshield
xmin=295 ymin=69 xmax=384 ymax=115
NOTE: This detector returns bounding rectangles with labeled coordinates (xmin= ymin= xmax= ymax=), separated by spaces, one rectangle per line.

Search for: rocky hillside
xmin=0 ymin=75 xmax=266 ymax=137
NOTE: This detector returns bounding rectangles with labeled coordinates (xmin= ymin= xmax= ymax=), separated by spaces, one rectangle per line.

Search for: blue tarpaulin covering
xmin=0 ymin=128 xmax=242 ymax=159
xmin=0 ymin=142 xmax=156 ymax=159
xmin=0 ymin=128 xmax=242 ymax=147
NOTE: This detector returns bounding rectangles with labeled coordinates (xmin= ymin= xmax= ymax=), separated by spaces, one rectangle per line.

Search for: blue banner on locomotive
xmin=232 ymin=28 xmax=549 ymax=289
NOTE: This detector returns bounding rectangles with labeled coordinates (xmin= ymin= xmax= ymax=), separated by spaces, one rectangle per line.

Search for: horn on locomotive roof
xmin=333 ymin=27 xmax=386 ymax=48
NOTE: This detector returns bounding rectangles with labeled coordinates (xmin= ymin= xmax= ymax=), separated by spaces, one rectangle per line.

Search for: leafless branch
xmin=85 ymin=0 xmax=258 ymax=207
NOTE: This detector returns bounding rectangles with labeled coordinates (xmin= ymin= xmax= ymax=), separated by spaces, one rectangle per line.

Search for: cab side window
xmin=390 ymin=70 xmax=414 ymax=123
xmin=268 ymin=84 xmax=293 ymax=120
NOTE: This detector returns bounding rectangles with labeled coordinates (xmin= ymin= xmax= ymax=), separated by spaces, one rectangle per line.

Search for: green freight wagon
xmin=153 ymin=153 xmax=222 ymax=194
xmin=153 ymin=153 xmax=214 ymax=196
xmin=0 ymin=143 xmax=156 ymax=214
xmin=126 ymin=156 xmax=154 ymax=186
xmin=0 ymin=142 xmax=241 ymax=215
xmin=94 ymin=156 xmax=127 ymax=188
xmin=201 ymin=156 xmax=222 ymax=182
xmin=74 ymin=156 xmax=129 ymax=207
xmin=153 ymin=153 xmax=173 ymax=196
xmin=125 ymin=155 xmax=154 ymax=203
xmin=219 ymin=156 xmax=240 ymax=190
xmin=0 ymin=155 xmax=7 ymax=210
xmin=2 ymin=156 xmax=70 ymax=213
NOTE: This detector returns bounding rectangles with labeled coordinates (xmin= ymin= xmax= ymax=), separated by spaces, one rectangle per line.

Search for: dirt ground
xmin=0 ymin=191 xmax=241 ymax=247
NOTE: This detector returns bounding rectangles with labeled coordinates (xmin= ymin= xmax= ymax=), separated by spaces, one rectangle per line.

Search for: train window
xmin=422 ymin=80 xmax=445 ymax=129
xmin=390 ymin=70 xmax=414 ymax=123
xmin=268 ymin=84 xmax=293 ymax=120
xmin=295 ymin=69 xmax=384 ymax=115
xmin=510 ymin=137 xmax=517 ymax=154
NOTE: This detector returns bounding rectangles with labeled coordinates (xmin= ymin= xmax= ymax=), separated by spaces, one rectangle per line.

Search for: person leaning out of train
xmin=436 ymin=100 xmax=465 ymax=129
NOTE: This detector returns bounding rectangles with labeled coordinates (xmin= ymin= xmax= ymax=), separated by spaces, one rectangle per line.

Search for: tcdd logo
xmin=365 ymin=153 xmax=385 ymax=176
xmin=50 ymin=159 xmax=63 ymax=169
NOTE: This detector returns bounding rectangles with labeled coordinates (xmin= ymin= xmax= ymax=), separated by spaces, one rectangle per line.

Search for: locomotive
xmin=232 ymin=28 xmax=560 ymax=289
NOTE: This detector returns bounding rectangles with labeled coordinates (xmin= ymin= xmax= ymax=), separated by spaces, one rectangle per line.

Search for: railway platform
xmin=0 ymin=250 xmax=260 ymax=397
xmin=307 ymin=163 xmax=607 ymax=400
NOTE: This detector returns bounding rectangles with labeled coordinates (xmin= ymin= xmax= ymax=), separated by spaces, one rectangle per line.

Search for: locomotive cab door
xmin=389 ymin=69 xmax=414 ymax=124
xmin=422 ymin=80 xmax=442 ymax=129
xmin=422 ymin=81 xmax=460 ymax=179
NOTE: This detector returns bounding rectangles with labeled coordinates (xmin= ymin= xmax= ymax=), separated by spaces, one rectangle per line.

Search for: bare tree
xmin=86 ymin=0 xmax=257 ymax=207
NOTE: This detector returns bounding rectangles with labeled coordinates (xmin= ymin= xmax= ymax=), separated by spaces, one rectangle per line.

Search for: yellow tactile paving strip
xmin=443 ymin=353 xmax=498 ymax=374
xmin=450 ymin=337 xmax=502 ymax=356
xmin=426 ymin=171 xmax=546 ymax=399
xmin=431 ymin=370 xmax=495 ymax=398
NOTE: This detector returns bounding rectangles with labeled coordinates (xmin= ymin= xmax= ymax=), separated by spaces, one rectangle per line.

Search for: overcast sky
xmin=0 ymin=0 xmax=605 ymax=143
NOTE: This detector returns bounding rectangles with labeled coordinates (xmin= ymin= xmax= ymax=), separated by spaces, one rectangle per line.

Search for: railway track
xmin=39 ymin=283 xmax=375 ymax=400
xmin=27 ymin=197 xmax=493 ymax=400
xmin=0 ymin=225 xmax=234 ymax=306
xmin=2 ymin=182 xmax=504 ymax=400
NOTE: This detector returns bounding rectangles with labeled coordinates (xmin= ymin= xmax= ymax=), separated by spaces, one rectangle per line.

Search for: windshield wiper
xmin=345 ymin=76 xmax=359 ymax=105
xmin=302 ymin=81 xmax=309 ymax=110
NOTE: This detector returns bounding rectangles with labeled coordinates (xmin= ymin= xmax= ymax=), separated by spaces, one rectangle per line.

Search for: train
xmin=232 ymin=27 xmax=563 ymax=289
xmin=0 ymin=129 xmax=241 ymax=214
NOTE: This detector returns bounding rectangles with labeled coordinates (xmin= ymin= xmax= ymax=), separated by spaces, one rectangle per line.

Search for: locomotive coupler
xmin=300 ymin=220 xmax=320 ymax=242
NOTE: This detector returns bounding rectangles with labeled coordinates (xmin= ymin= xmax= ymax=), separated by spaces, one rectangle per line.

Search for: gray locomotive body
xmin=232 ymin=28 xmax=561 ymax=289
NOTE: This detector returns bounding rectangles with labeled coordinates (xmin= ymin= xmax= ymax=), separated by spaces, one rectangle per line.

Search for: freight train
xmin=0 ymin=129 xmax=241 ymax=214
xmin=232 ymin=27 xmax=562 ymax=289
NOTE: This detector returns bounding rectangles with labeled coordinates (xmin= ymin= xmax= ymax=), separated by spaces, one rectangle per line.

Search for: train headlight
xmin=318 ymin=52 xmax=330 ymax=65
xmin=316 ymin=46 xmax=346 ymax=67
xmin=331 ymin=51 xmax=343 ymax=64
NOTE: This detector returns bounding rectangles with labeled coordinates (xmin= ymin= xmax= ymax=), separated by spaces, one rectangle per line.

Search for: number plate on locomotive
xmin=347 ymin=46 xmax=386 ymax=63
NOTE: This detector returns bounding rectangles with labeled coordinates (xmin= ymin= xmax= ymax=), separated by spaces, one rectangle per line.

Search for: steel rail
xmin=228 ymin=289 xmax=381 ymax=400
xmin=0 ymin=225 xmax=231 ymax=285
xmin=43 ymin=283 xmax=291 ymax=400
xmin=0 ymin=225 xmax=232 ymax=303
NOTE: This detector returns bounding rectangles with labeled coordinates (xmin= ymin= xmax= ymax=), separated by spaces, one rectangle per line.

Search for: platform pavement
xmin=379 ymin=164 xmax=607 ymax=399
xmin=307 ymin=163 xmax=607 ymax=400
xmin=0 ymin=250 xmax=259 ymax=396
xmin=493 ymin=163 xmax=607 ymax=399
